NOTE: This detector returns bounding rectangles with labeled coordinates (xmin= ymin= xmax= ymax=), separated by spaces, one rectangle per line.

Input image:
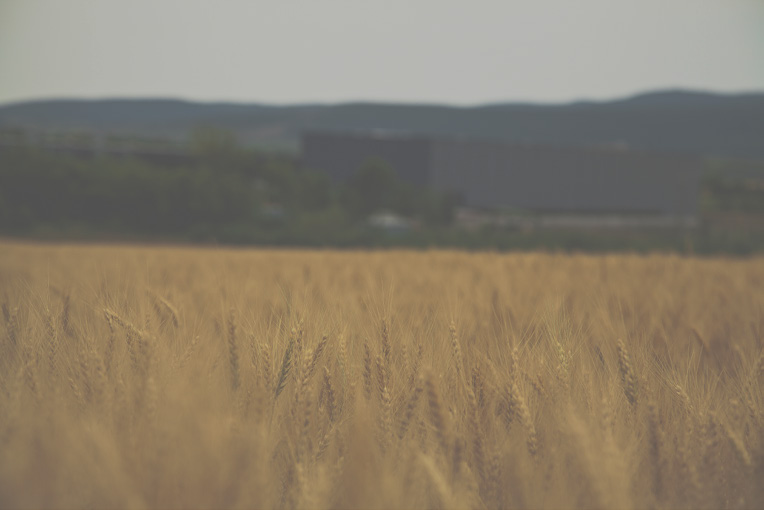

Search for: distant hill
xmin=1 ymin=89 xmax=763 ymax=159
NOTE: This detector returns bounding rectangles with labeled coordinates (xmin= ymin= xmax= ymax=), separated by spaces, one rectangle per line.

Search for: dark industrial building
xmin=302 ymin=131 xmax=701 ymax=224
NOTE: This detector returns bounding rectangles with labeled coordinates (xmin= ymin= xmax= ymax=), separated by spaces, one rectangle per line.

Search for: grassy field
xmin=1 ymin=241 xmax=763 ymax=509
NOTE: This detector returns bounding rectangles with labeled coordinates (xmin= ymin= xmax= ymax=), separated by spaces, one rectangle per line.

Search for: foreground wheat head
xmin=0 ymin=241 xmax=763 ymax=509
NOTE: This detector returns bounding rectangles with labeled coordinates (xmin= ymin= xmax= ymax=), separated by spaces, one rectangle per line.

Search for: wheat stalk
xmin=449 ymin=322 xmax=466 ymax=387
xmin=274 ymin=334 xmax=295 ymax=400
xmin=157 ymin=294 xmax=179 ymax=328
xmin=616 ymin=338 xmax=638 ymax=407
xmin=103 ymin=310 xmax=116 ymax=374
xmin=646 ymin=400 xmax=665 ymax=500
xmin=363 ymin=342 xmax=373 ymax=401
xmin=721 ymin=421 xmax=752 ymax=468
xmin=513 ymin=381 xmax=537 ymax=457
xmin=45 ymin=308 xmax=58 ymax=375
xmin=60 ymin=292 xmax=72 ymax=336
xmin=308 ymin=334 xmax=328 ymax=381
xmin=425 ymin=370 xmax=449 ymax=456
xmin=295 ymin=348 xmax=314 ymax=463
xmin=381 ymin=318 xmax=391 ymax=366
xmin=2 ymin=303 xmax=19 ymax=348
xmin=376 ymin=354 xmax=392 ymax=451
xmin=322 ymin=366 xmax=336 ymax=423
xmin=398 ymin=375 xmax=423 ymax=439
xmin=227 ymin=310 xmax=240 ymax=391
xmin=259 ymin=341 xmax=273 ymax=392
xmin=467 ymin=383 xmax=486 ymax=491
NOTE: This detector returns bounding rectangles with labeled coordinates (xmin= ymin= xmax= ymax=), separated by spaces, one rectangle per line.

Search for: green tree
xmin=189 ymin=126 xmax=237 ymax=158
xmin=341 ymin=158 xmax=399 ymax=217
xmin=296 ymin=170 xmax=332 ymax=212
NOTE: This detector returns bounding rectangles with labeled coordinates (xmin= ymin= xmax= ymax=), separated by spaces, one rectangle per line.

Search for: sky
xmin=0 ymin=0 xmax=762 ymax=106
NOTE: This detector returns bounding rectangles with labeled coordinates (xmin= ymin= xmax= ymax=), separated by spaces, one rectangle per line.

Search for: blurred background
xmin=1 ymin=0 xmax=763 ymax=253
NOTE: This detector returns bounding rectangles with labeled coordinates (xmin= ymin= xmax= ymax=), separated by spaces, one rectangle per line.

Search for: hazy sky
xmin=1 ymin=0 xmax=762 ymax=106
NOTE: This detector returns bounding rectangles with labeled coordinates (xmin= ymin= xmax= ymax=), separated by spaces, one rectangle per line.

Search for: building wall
xmin=429 ymin=140 xmax=700 ymax=215
xmin=301 ymin=132 xmax=701 ymax=217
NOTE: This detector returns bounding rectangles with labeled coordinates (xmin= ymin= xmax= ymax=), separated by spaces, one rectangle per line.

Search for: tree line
xmin=1 ymin=127 xmax=762 ymax=253
xmin=0 ymin=131 xmax=456 ymax=245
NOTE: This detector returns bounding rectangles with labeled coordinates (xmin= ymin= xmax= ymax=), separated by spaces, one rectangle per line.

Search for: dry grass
xmin=1 ymin=240 xmax=763 ymax=509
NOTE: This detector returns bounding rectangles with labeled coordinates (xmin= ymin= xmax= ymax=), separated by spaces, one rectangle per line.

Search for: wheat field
xmin=0 ymin=241 xmax=763 ymax=509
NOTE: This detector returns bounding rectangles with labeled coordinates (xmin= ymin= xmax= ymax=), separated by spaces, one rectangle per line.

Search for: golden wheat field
xmin=1 ymin=241 xmax=763 ymax=510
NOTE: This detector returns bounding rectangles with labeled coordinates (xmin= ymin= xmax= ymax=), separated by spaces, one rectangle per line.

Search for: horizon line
xmin=2 ymin=87 xmax=764 ymax=110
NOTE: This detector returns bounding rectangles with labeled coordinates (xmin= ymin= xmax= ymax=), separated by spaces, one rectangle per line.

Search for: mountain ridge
xmin=1 ymin=89 xmax=763 ymax=159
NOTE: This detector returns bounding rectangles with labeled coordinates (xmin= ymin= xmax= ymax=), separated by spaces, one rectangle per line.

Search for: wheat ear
xmin=616 ymin=338 xmax=638 ymax=406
